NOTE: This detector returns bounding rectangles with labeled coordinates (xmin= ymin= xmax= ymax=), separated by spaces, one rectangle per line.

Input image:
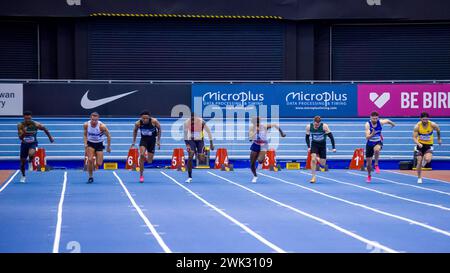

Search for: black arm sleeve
xmin=327 ymin=132 xmax=336 ymax=149
xmin=305 ymin=134 xmax=310 ymax=148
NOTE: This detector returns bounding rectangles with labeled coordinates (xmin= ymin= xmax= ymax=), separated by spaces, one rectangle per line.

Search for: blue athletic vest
xmin=367 ymin=120 xmax=383 ymax=145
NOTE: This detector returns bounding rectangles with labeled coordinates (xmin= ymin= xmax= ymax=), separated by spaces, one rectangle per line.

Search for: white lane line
xmin=113 ymin=171 xmax=172 ymax=253
xmin=261 ymin=172 xmax=450 ymax=238
xmin=207 ymin=171 xmax=397 ymax=253
xmin=0 ymin=170 xmax=20 ymax=193
xmin=160 ymin=171 xmax=285 ymax=253
xmin=386 ymin=170 xmax=450 ymax=185
xmin=53 ymin=171 xmax=67 ymax=253
xmin=347 ymin=171 xmax=450 ymax=197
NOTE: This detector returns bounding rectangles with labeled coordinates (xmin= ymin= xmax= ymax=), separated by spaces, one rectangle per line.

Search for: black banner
xmin=1 ymin=0 xmax=450 ymax=21
xmin=24 ymin=83 xmax=191 ymax=116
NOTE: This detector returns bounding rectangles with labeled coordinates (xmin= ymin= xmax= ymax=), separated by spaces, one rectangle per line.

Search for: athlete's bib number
xmin=312 ymin=134 xmax=325 ymax=142
xmin=192 ymin=132 xmax=201 ymax=139
xmin=141 ymin=129 xmax=153 ymax=136
xmin=24 ymin=136 xmax=35 ymax=143
xmin=419 ymin=135 xmax=431 ymax=141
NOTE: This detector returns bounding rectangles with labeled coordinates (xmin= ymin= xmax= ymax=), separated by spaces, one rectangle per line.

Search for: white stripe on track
xmin=160 ymin=171 xmax=285 ymax=253
xmin=261 ymin=172 xmax=450 ymax=238
xmin=208 ymin=171 xmax=397 ymax=253
xmin=303 ymin=171 xmax=450 ymax=211
xmin=52 ymin=171 xmax=67 ymax=253
xmin=0 ymin=170 xmax=20 ymax=193
xmin=347 ymin=171 xmax=450 ymax=197
xmin=113 ymin=171 xmax=172 ymax=253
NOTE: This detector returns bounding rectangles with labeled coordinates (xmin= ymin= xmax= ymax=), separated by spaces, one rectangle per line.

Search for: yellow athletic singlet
xmin=418 ymin=121 xmax=433 ymax=145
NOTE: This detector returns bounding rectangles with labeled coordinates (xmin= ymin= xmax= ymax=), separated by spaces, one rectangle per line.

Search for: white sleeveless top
xmin=86 ymin=121 xmax=104 ymax=143
xmin=253 ymin=125 xmax=268 ymax=145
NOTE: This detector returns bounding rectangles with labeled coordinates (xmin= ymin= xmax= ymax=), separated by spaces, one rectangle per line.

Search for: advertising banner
xmin=358 ymin=84 xmax=450 ymax=117
xmin=192 ymin=83 xmax=357 ymax=117
xmin=0 ymin=84 xmax=23 ymax=116
xmin=24 ymin=83 xmax=191 ymax=116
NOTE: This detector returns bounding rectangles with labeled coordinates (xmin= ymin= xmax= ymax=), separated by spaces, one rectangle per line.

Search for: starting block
xmin=32 ymin=148 xmax=47 ymax=171
xmin=36 ymin=164 xmax=51 ymax=172
xmin=269 ymin=164 xmax=282 ymax=172
xmin=349 ymin=148 xmax=365 ymax=171
xmin=286 ymin=162 xmax=301 ymax=170
xmin=220 ymin=164 xmax=234 ymax=171
xmin=262 ymin=149 xmax=281 ymax=171
xmin=127 ymin=163 xmax=140 ymax=172
xmin=216 ymin=148 xmax=233 ymax=171
xmin=215 ymin=148 xmax=229 ymax=168
xmin=305 ymin=150 xmax=312 ymax=169
xmin=195 ymin=165 xmax=211 ymax=169
xmin=195 ymin=146 xmax=211 ymax=169
xmin=126 ymin=148 xmax=140 ymax=171
xmin=172 ymin=148 xmax=186 ymax=170
xmin=316 ymin=164 xmax=329 ymax=172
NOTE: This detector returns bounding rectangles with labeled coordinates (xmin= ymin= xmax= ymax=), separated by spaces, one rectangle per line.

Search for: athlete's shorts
xmin=185 ymin=140 xmax=205 ymax=155
xmin=87 ymin=141 xmax=105 ymax=152
xmin=250 ymin=142 xmax=269 ymax=153
xmin=311 ymin=142 xmax=327 ymax=159
xmin=366 ymin=141 xmax=383 ymax=158
xmin=20 ymin=142 xmax=37 ymax=159
xmin=140 ymin=137 xmax=156 ymax=154
xmin=416 ymin=144 xmax=433 ymax=157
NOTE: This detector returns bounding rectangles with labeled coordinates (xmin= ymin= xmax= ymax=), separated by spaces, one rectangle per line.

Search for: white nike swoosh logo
xmin=80 ymin=90 xmax=139 ymax=109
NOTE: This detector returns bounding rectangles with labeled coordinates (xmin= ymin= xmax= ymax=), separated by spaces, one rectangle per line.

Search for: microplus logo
xmin=285 ymin=91 xmax=348 ymax=107
xmin=202 ymin=91 xmax=264 ymax=106
xmin=366 ymin=0 xmax=381 ymax=6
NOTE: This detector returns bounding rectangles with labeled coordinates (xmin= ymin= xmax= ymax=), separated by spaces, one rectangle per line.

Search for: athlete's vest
xmin=310 ymin=123 xmax=326 ymax=143
xmin=19 ymin=120 xmax=38 ymax=144
xmin=367 ymin=120 xmax=383 ymax=145
xmin=253 ymin=124 xmax=268 ymax=145
xmin=418 ymin=121 xmax=434 ymax=145
xmin=87 ymin=121 xmax=104 ymax=143
xmin=189 ymin=119 xmax=205 ymax=140
xmin=139 ymin=119 xmax=157 ymax=139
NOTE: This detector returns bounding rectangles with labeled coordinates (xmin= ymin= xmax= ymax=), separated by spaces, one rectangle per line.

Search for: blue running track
xmin=1 ymin=168 xmax=450 ymax=253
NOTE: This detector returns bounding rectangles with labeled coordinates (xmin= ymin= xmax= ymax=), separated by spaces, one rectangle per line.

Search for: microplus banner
xmin=192 ymin=84 xmax=358 ymax=117
xmin=358 ymin=84 xmax=450 ymax=117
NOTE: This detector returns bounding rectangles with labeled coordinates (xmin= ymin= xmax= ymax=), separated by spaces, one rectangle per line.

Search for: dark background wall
xmin=1 ymin=17 xmax=450 ymax=81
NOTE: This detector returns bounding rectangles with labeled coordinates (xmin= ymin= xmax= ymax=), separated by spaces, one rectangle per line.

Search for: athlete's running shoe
xmin=375 ymin=165 xmax=380 ymax=174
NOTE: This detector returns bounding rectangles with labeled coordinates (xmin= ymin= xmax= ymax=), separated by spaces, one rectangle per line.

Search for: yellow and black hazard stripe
xmin=90 ymin=13 xmax=283 ymax=20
